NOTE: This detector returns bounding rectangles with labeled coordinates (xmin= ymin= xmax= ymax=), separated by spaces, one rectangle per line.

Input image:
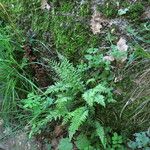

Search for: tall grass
xmin=0 ymin=29 xmax=40 ymax=123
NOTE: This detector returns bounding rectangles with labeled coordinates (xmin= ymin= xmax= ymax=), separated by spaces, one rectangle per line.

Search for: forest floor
xmin=0 ymin=0 xmax=150 ymax=150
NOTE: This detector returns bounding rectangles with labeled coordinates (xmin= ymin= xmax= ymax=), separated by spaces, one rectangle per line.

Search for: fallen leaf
xmin=117 ymin=37 xmax=128 ymax=52
xmin=54 ymin=125 xmax=64 ymax=137
xmin=41 ymin=0 xmax=51 ymax=11
xmin=141 ymin=7 xmax=150 ymax=20
xmin=114 ymin=75 xmax=123 ymax=83
xmin=103 ymin=55 xmax=115 ymax=61
xmin=118 ymin=8 xmax=129 ymax=16
xmin=90 ymin=12 xmax=103 ymax=34
xmin=116 ymin=37 xmax=128 ymax=62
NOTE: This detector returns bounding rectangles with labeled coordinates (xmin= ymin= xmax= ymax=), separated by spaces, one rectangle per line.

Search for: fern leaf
xmin=68 ymin=107 xmax=89 ymax=140
xmin=82 ymin=84 xmax=106 ymax=107
xmin=45 ymin=82 xmax=70 ymax=94
xmin=94 ymin=94 xmax=105 ymax=107
xmin=95 ymin=122 xmax=107 ymax=149
xmin=50 ymin=55 xmax=84 ymax=94
xmin=83 ymin=83 xmax=114 ymax=107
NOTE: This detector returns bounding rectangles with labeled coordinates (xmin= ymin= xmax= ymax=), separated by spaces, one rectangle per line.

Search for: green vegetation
xmin=128 ymin=131 xmax=150 ymax=149
xmin=0 ymin=0 xmax=149 ymax=149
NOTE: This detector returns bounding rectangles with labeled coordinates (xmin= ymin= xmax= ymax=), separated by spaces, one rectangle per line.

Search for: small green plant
xmin=22 ymin=48 xmax=115 ymax=148
xmin=128 ymin=2 xmax=144 ymax=21
xmin=100 ymin=1 xmax=118 ymax=18
xmin=118 ymin=8 xmax=129 ymax=16
xmin=58 ymin=138 xmax=73 ymax=150
xmin=75 ymin=134 xmax=93 ymax=150
xmin=128 ymin=131 xmax=150 ymax=150
xmin=111 ymin=132 xmax=124 ymax=150
xmin=110 ymin=45 xmax=127 ymax=62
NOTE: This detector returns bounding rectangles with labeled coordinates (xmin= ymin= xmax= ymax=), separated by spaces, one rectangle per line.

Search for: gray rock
xmin=0 ymin=122 xmax=41 ymax=150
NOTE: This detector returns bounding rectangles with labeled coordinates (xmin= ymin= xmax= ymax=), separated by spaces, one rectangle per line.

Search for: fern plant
xmin=22 ymin=48 xmax=115 ymax=149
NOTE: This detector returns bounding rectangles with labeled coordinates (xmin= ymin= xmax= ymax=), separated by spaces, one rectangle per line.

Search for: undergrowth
xmin=0 ymin=29 xmax=40 ymax=124
xmin=0 ymin=0 xmax=150 ymax=149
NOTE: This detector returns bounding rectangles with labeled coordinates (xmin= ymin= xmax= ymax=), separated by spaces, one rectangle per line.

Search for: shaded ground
xmin=0 ymin=120 xmax=41 ymax=150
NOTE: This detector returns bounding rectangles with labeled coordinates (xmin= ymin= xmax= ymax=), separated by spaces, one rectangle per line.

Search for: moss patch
xmin=49 ymin=2 xmax=101 ymax=60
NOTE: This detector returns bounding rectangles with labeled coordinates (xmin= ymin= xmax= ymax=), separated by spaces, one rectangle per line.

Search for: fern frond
xmin=83 ymin=83 xmax=114 ymax=107
xmin=45 ymin=82 xmax=71 ymax=94
xmin=50 ymin=54 xmax=84 ymax=94
xmin=82 ymin=84 xmax=105 ymax=107
xmin=95 ymin=122 xmax=107 ymax=149
xmin=29 ymin=109 xmax=62 ymax=137
xmin=68 ymin=107 xmax=89 ymax=140
xmin=55 ymin=96 xmax=73 ymax=117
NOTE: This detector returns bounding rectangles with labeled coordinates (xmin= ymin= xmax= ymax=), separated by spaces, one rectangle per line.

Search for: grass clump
xmin=0 ymin=29 xmax=40 ymax=123
xmin=128 ymin=2 xmax=144 ymax=21
xmin=100 ymin=1 xmax=118 ymax=18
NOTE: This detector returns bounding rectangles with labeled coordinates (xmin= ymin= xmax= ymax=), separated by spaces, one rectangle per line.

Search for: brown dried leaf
xmin=41 ymin=0 xmax=51 ymax=11
xmin=54 ymin=125 xmax=64 ymax=137
xmin=117 ymin=37 xmax=128 ymax=62
xmin=51 ymin=138 xmax=59 ymax=150
xmin=117 ymin=37 xmax=128 ymax=52
xmin=103 ymin=55 xmax=115 ymax=62
xmin=90 ymin=12 xmax=103 ymax=34
xmin=141 ymin=7 xmax=150 ymax=20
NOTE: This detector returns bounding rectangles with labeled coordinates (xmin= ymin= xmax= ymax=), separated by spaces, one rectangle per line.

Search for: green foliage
xmin=22 ymin=93 xmax=53 ymax=116
xmin=118 ymin=8 xmax=129 ymax=16
xmin=106 ymin=132 xmax=125 ymax=150
xmin=134 ymin=45 xmax=150 ymax=59
xmin=111 ymin=132 xmax=124 ymax=149
xmin=68 ymin=107 xmax=89 ymax=139
xmin=75 ymin=134 xmax=92 ymax=150
xmin=95 ymin=121 xmax=107 ymax=149
xmin=100 ymin=1 xmax=118 ymax=18
xmin=49 ymin=2 xmax=100 ymax=58
xmin=21 ymin=49 xmax=115 ymax=148
xmin=0 ymin=30 xmax=38 ymax=122
xmin=83 ymin=83 xmax=114 ymax=107
xmin=128 ymin=2 xmax=144 ymax=21
xmin=1 ymin=1 xmax=149 ymax=150
xmin=110 ymin=45 xmax=127 ymax=61
xmin=58 ymin=138 xmax=73 ymax=150
xmin=128 ymin=131 xmax=150 ymax=150
xmin=85 ymin=48 xmax=110 ymax=70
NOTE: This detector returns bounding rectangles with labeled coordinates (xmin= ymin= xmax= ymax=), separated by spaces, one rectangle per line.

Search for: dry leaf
xmin=141 ymin=7 xmax=150 ymax=20
xmin=51 ymin=138 xmax=59 ymax=150
xmin=117 ymin=37 xmax=128 ymax=52
xmin=103 ymin=55 xmax=115 ymax=61
xmin=54 ymin=125 xmax=64 ymax=137
xmin=117 ymin=37 xmax=128 ymax=62
xmin=90 ymin=12 xmax=103 ymax=34
xmin=41 ymin=0 xmax=51 ymax=11
xmin=114 ymin=75 xmax=123 ymax=83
